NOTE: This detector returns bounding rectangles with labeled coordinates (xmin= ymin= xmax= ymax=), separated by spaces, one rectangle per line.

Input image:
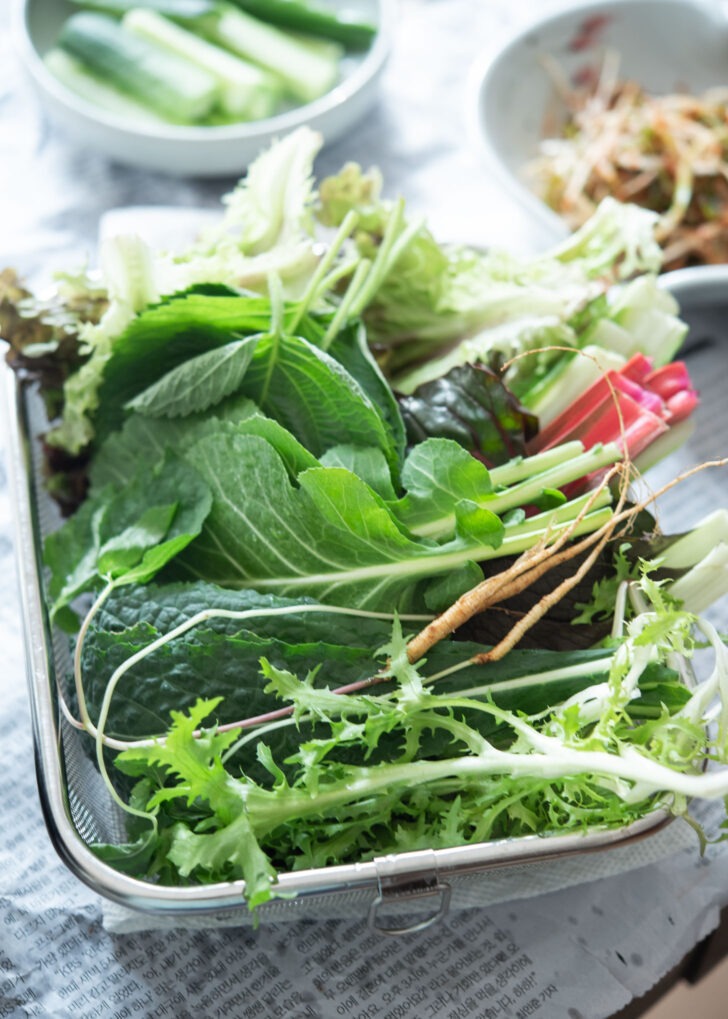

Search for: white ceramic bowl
xmin=12 ymin=0 xmax=391 ymax=177
xmin=469 ymin=0 xmax=728 ymax=245
xmin=660 ymin=264 xmax=728 ymax=346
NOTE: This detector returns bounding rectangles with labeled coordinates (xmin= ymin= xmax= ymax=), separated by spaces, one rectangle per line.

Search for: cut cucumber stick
xmin=44 ymin=48 xmax=170 ymax=124
xmin=194 ymin=2 xmax=341 ymax=103
xmin=227 ymin=0 xmax=377 ymax=50
xmin=67 ymin=0 xmax=376 ymax=50
xmin=59 ymin=12 xmax=219 ymax=123
xmin=122 ymin=8 xmax=280 ymax=119
xmin=48 ymin=2 xmax=377 ymax=131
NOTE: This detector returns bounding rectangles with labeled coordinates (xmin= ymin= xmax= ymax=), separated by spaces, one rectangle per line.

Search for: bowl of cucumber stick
xmin=13 ymin=0 xmax=391 ymax=177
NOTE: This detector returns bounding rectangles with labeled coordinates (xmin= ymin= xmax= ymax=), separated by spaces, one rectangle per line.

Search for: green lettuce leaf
xmin=44 ymin=451 xmax=212 ymax=626
xmin=126 ymin=334 xmax=260 ymax=417
xmin=175 ymin=430 xmax=504 ymax=609
xmin=92 ymin=289 xmax=278 ymax=442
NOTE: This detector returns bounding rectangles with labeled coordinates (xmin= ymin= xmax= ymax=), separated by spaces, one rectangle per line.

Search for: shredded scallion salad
xmin=526 ymin=50 xmax=728 ymax=271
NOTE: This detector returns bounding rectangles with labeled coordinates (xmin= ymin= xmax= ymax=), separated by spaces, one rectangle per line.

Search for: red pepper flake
xmin=571 ymin=64 xmax=600 ymax=90
xmin=568 ymin=14 xmax=612 ymax=52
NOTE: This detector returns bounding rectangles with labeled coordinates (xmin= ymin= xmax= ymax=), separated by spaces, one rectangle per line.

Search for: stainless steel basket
xmin=3 ymin=358 xmax=696 ymax=933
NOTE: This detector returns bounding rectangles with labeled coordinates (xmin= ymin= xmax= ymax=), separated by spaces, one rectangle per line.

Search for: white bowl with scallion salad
xmin=469 ymin=0 xmax=728 ymax=268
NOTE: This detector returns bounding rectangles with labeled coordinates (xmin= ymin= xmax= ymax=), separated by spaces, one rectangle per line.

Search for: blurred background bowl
xmin=12 ymin=0 xmax=391 ymax=178
xmin=660 ymin=264 xmax=728 ymax=348
xmin=468 ymin=0 xmax=728 ymax=248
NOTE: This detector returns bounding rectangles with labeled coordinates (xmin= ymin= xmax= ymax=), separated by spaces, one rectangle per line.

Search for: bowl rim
xmin=659 ymin=263 xmax=728 ymax=303
xmin=11 ymin=0 xmax=393 ymax=144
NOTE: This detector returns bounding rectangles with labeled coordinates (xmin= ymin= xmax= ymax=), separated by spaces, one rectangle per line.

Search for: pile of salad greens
xmin=3 ymin=127 xmax=728 ymax=911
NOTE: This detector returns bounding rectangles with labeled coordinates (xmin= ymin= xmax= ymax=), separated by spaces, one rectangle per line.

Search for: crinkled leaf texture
xmin=93 ymin=626 xmax=689 ymax=905
xmin=81 ymin=579 xmax=625 ymax=756
xmin=111 ymin=697 xmax=282 ymax=908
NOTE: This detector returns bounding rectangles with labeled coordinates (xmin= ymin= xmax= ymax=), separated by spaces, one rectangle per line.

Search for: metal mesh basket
xmin=4 ymin=362 xmax=702 ymax=933
xmin=23 ymin=377 xmax=130 ymax=848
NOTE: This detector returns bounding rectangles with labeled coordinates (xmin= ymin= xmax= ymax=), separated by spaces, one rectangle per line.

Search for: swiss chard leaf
xmin=397 ymin=363 xmax=538 ymax=466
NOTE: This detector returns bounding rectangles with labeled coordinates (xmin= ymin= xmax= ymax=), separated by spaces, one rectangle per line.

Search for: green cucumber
xmin=68 ymin=0 xmax=218 ymax=17
xmin=227 ymin=0 xmax=377 ymax=51
xmin=58 ymin=12 xmax=220 ymax=124
xmin=68 ymin=0 xmax=376 ymax=50
xmin=44 ymin=48 xmax=170 ymax=125
xmin=122 ymin=8 xmax=281 ymax=119
xmin=195 ymin=2 xmax=341 ymax=104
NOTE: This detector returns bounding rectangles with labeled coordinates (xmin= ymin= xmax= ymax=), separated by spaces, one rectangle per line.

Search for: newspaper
xmin=2 ymin=680 xmax=727 ymax=1019
xmin=1 ymin=637 xmax=727 ymax=1019
xmin=2 ymin=0 xmax=728 ymax=1016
